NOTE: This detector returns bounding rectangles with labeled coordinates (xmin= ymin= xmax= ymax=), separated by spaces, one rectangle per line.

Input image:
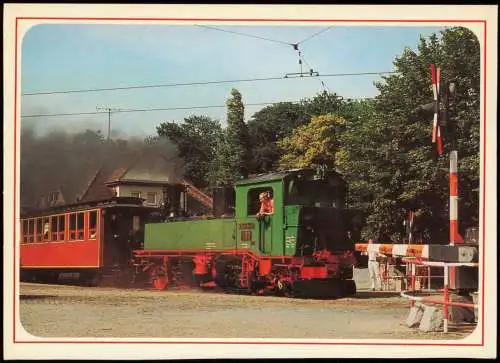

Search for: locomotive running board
xmin=355 ymin=243 xmax=478 ymax=263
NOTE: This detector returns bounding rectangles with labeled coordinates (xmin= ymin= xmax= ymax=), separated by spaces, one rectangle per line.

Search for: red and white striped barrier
xmin=355 ymin=243 xmax=430 ymax=259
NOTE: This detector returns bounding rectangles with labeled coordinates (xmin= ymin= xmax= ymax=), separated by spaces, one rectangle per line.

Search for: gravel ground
xmin=19 ymin=269 xmax=475 ymax=340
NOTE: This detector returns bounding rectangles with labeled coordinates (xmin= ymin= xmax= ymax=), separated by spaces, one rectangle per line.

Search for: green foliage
xmin=277 ymin=114 xmax=345 ymax=170
xmin=207 ymin=134 xmax=237 ymax=187
xmin=338 ymin=27 xmax=480 ymax=241
xmin=156 ymin=115 xmax=223 ymax=188
xmin=209 ymin=89 xmax=252 ymax=186
xmin=247 ymin=102 xmax=309 ymax=173
xmin=246 ymin=92 xmax=346 ymax=174
xmin=301 ymin=91 xmax=344 ymax=116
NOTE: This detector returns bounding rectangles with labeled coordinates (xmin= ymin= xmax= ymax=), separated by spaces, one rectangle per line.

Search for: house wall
xmin=116 ymin=184 xmax=165 ymax=207
xmin=115 ymin=184 xmax=190 ymax=213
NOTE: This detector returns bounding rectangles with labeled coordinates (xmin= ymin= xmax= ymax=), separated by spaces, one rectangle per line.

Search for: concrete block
xmin=471 ymin=292 xmax=479 ymax=323
xmin=406 ymin=303 xmax=424 ymax=328
xmin=449 ymin=294 xmax=476 ymax=323
xmin=419 ymin=305 xmax=443 ymax=332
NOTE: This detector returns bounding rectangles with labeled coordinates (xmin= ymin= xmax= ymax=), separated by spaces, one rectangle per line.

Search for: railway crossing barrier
xmin=355 ymin=243 xmax=479 ymax=334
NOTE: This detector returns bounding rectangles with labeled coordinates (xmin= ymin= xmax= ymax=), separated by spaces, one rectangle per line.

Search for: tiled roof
xmin=78 ymin=166 xmax=116 ymax=202
xmin=106 ymin=167 xmax=127 ymax=183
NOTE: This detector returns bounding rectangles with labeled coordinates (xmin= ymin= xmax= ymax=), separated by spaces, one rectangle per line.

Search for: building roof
xmin=77 ymin=164 xmax=117 ymax=202
xmin=24 ymin=147 xmax=188 ymax=212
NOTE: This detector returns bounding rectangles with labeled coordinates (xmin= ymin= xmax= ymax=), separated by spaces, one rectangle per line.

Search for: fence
xmin=377 ymin=256 xmax=443 ymax=292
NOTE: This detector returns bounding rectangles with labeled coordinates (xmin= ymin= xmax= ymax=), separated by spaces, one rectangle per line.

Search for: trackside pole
xmin=449 ymin=150 xmax=464 ymax=245
xmin=443 ymin=265 xmax=449 ymax=333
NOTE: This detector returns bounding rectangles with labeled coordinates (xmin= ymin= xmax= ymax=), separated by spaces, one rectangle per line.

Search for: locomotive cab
xmin=234 ymin=168 xmax=362 ymax=260
xmin=284 ymin=170 xmax=362 ymax=257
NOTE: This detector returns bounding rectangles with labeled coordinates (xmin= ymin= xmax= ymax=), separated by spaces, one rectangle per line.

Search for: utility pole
xmin=96 ymin=105 xmax=122 ymax=142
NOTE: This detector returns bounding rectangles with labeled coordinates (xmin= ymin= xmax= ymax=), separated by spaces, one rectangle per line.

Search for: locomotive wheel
xmin=247 ymin=272 xmax=257 ymax=294
xmin=152 ymin=276 xmax=169 ymax=290
xmin=276 ymin=279 xmax=294 ymax=298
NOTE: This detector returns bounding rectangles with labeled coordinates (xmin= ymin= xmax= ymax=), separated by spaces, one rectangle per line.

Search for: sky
xmin=20 ymin=24 xmax=447 ymax=139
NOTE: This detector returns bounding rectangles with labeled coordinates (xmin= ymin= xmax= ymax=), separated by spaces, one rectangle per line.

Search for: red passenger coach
xmin=19 ymin=197 xmax=155 ymax=284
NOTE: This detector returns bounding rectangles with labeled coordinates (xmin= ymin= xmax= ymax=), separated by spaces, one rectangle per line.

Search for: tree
xmin=208 ymin=136 xmax=237 ymax=187
xmin=277 ymin=114 xmax=345 ymax=170
xmin=301 ymin=90 xmax=344 ymax=117
xmin=246 ymin=91 xmax=346 ymax=174
xmin=156 ymin=115 xmax=223 ymax=188
xmin=247 ymin=102 xmax=309 ymax=173
xmin=209 ymin=89 xmax=251 ymax=186
xmin=337 ymin=27 xmax=480 ymax=242
xmin=226 ymin=88 xmax=251 ymax=179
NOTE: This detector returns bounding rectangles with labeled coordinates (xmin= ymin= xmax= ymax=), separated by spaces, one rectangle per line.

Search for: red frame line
xmin=12 ymin=16 xmax=488 ymax=348
xmin=15 ymin=17 xmax=487 ymax=23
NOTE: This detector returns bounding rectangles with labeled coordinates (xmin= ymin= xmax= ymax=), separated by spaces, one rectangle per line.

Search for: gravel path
xmin=19 ymin=269 xmax=474 ymax=340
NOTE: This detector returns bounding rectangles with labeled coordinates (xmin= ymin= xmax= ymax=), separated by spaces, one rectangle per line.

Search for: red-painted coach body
xmin=19 ymin=197 xmax=155 ymax=282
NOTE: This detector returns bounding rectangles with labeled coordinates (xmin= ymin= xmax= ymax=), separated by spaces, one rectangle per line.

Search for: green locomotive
xmin=133 ymin=168 xmax=363 ymax=297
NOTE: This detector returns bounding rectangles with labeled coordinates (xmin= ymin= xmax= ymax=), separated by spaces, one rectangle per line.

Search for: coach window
xmin=42 ymin=217 xmax=50 ymax=241
xmin=69 ymin=213 xmax=77 ymax=240
xmin=22 ymin=220 xmax=28 ymax=243
xmin=20 ymin=220 xmax=25 ymax=243
xmin=52 ymin=216 xmax=65 ymax=241
xmin=58 ymin=215 xmax=65 ymax=241
xmin=35 ymin=218 xmax=43 ymax=242
xmin=77 ymin=212 xmax=84 ymax=240
xmin=27 ymin=219 xmax=34 ymax=243
xmin=89 ymin=211 xmax=98 ymax=239
xmin=51 ymin=216 xmax=58 ymax=240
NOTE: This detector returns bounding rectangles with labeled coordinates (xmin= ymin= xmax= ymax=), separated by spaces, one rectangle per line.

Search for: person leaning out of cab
xmin=257 ymin=191 xmax=274 ymax=220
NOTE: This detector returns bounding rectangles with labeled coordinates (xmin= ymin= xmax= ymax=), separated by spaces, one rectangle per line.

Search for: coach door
xmin=103 ymin=209 xmax=131 ymax=267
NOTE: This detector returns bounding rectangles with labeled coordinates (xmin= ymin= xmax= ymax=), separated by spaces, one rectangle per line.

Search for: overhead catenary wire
xmin=21 ymin=71 xmax=396 ymax=96
xmin=21 ymin=98 xmax=375 ymax=118
xmin=21 ymin=102 xmax=299 ymax=118
xmin=198 ymin=24 xmax=334 ymax=91
xmin=298 ymin=51 xmax=333 ymax=93
xmin=296 ymin=26 xmax=333 ymax=45
xmin=196 ymin=25 xmax=292 ymax=46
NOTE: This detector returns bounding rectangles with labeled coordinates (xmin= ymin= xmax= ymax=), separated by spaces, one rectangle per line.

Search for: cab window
xmin=247 ymin=187 xmax=273 ymax=216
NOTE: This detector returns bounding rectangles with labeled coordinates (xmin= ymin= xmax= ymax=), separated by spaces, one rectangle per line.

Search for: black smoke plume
xmin=20 ymin=122 xmax=184 ymax=212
